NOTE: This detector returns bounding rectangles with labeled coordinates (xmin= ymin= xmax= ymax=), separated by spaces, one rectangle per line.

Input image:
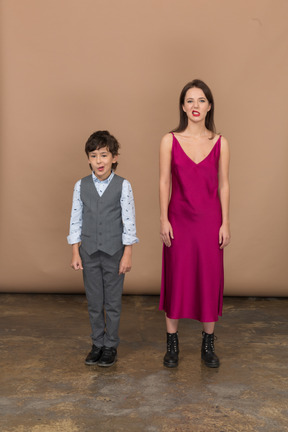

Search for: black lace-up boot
xmin=163 ymin=332 xmax=179 ymax=368
xmin=201 ymin=331 xmax=220 ymax=368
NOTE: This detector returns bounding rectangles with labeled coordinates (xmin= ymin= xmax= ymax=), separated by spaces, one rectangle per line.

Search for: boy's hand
xmin=71 ymin=256 xmax=83 ymax=271
xmin=119 ymin=246 xmax=132 ymax=274
xmin=70 ymin=243 xmax=83 ymax=271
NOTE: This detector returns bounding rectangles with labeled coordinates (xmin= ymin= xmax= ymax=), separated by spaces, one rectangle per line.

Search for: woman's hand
xmin=160 ymin=219 xmax=174 ymax=247
xmin=219 ymin=223 xmax=231 ymax=249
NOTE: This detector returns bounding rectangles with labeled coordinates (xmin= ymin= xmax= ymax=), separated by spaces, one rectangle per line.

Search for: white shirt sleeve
xmin=120 ymin=180 xmax=139 ymax=245
xmin=67 ymin=180 xmax=83 ymax=244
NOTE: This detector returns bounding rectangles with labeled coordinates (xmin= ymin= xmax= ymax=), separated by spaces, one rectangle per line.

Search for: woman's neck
xmin=184 ymin=122 xmax=208 ymax=138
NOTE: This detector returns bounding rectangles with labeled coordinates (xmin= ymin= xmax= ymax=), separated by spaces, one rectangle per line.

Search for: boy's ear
xmin=112 ymin=154 xmax=118 ymax=163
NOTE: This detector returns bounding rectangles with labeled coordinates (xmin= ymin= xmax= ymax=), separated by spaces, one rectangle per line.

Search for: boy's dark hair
xmin=85 ymin=130 xmax=120 ymax=171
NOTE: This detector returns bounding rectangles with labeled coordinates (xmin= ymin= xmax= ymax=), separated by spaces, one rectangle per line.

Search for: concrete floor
xmin=0 ymin=294 xmax=287 ymax=432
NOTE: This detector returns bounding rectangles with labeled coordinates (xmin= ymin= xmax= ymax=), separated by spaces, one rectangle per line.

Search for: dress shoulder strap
xmin=215 ymin=135 xmax=222 ymax=160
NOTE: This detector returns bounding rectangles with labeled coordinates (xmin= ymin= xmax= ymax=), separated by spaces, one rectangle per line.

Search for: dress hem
xmin=159 ymin=308 xmax=222 ymax=323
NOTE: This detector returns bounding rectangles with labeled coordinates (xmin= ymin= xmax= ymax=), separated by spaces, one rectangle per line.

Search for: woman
xmin=159 ymin=79 xmax=230 ymax=368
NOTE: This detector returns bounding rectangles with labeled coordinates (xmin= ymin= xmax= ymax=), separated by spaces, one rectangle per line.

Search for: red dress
xmin=159 ymin=133 xmax=224 ymax=322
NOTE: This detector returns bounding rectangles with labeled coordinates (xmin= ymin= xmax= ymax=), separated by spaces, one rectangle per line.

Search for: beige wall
xmin=0 ymin=0 xmax=287 ymax=295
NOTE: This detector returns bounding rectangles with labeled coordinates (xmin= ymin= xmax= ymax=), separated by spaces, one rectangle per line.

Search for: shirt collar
xmin=92 ymin=170 xmax=114 ymax=184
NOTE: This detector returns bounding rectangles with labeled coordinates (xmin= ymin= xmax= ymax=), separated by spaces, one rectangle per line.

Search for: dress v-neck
xmin=172 ymin=133 xmax=221 ymax=165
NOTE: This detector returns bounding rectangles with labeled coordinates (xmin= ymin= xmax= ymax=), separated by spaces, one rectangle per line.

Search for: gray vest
xmin=80 ymin=174 xmax=124 ymax=256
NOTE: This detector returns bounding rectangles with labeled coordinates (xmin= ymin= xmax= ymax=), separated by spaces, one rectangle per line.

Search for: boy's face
xmin=88 ymin=147 xmax=118 ymax=181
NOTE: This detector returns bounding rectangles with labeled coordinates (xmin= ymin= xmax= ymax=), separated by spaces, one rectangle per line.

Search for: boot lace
xmin=167 ymin=334 xmax=178 ymax=352
xmin=204 ymin=334 xmax=217 ymax=352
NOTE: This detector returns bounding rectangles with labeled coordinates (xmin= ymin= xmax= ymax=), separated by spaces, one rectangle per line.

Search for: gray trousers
xmin=80 ymin=246 xmax=125 ymax=348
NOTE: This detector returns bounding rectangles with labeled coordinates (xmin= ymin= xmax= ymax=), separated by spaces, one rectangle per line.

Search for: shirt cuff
xmin=122 ymin=233 xmax=139 ymax=245
xmin=67 ymin=233 xmax=81 ymax=244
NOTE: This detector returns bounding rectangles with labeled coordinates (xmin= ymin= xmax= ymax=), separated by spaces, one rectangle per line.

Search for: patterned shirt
xmin=67 ymin=171 xmax=139 ymax=245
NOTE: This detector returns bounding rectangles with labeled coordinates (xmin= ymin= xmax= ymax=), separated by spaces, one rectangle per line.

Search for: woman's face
xmin=182 ymin=87 xmax=211 ymax=122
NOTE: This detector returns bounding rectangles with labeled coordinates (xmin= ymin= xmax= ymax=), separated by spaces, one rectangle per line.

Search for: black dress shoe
xmin=97 ymin=347 xmax=117 ymax=367
xmin=85 ymin=345 xmax=103 ymax=365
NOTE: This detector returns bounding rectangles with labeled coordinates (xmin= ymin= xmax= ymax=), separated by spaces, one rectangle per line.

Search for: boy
xmin=67 ymin=130 xmax=138 ymax=367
